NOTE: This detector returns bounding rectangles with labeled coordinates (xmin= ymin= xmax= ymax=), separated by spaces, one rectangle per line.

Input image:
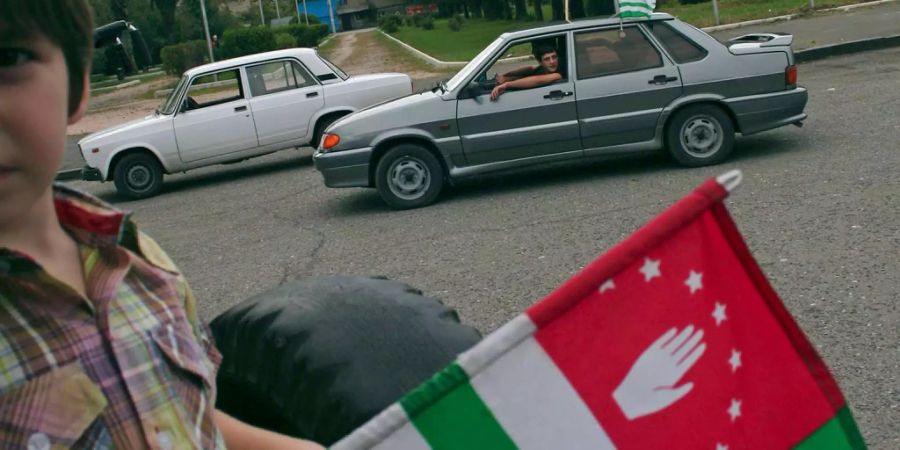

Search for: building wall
xmin=298 ymin=0 xmax=342 ymax=32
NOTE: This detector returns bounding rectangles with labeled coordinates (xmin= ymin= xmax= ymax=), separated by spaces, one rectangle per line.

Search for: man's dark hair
xmin=0 ymin=0 xmax=95 ymax=115
xmin=533 ymin=45 xmax=557 ymax=61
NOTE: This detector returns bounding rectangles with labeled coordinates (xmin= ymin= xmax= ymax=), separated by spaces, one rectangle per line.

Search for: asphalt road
xmin=66 ymin=48 xmax=899 ymax=447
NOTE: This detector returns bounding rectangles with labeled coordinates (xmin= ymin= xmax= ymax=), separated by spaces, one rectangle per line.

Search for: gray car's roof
xmin=502 ymin=12 xmax=675 ymax=39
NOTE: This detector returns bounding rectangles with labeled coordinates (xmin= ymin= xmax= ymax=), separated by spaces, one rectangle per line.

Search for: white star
xmin=716 ymin=444 xmax=729 ymax=450
xmin=685 ymin=270 xmax=703 ymax=294
xmin=639 ymin=258 xmax=661 ymax=282
xmin=728 ymin=399 xmax=742 ymax=422
xmin=712 ymin=302 xmax=728 ymax=326
xmin=599 ymin=279 xmax=615 ymax=294
xmin=729 ymin=349 xmax=742 ymax=373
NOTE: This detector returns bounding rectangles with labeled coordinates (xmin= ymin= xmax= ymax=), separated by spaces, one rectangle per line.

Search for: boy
xmin=491 ymin=45 xmax=563 ymax=100
xmin=0 ymin=1 xmax=322 ymax=448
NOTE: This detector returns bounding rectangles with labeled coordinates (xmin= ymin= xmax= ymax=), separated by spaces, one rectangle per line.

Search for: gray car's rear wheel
xmin=113 ymin=152 xmax=163 ymax=199
xmin=375 ymin=144 xmax=444 ymax=209
xmin=666 ymin=104 xmax=735 ymax=167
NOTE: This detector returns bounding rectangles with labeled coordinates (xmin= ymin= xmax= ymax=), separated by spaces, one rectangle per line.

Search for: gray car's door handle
xmin=649 ymin=75 xmax=679 ymax=85
xmin=543 ymin=90 xmax=574 ymax=100
xmin=234 ymin=105 xmax=247 ymax=112
xmin=306 ymin=92 xmax=319 ymax=98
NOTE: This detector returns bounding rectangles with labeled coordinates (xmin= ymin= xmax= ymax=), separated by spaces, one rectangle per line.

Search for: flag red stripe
xmin=526 ymin=178 xmax=728 ymax=327
xmin=709 ymin=202 xmax=847 ymax=412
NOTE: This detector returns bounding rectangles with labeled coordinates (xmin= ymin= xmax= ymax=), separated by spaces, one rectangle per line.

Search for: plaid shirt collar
xmin=0 ymin=184 xmax=139 ymax=275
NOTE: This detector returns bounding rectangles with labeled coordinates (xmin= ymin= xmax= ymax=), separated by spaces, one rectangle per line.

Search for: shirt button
xmin=27 ymin=433 xmax=51 ymax=450
xmin=158 ymin=430 xmax=173 ymax=450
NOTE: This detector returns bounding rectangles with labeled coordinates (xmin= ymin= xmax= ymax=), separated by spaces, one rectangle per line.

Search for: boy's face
xmin=538 ymin=51 xmax=559 ymax=73
xmin=0 ymin=28 xmax=86 ymax=226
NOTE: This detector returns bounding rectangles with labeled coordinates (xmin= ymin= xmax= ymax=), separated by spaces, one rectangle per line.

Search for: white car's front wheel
xmin=113 ymin=152 xmax=164 ymax=200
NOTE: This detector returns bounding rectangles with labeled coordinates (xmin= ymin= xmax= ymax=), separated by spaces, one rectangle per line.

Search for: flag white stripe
xmin=370 ymin=422 xmax=430 ymax=450
xmin=332 ymin=404 xmax=419 ymax=450
xmin=469 ymin=337 xmax=617 ymax=450
xmin=457 ymin=314 xmax=535 ymax=375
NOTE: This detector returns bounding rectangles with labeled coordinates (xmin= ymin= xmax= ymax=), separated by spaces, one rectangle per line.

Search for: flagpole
xmin=716 ymin=170 xmax=743 ymax=192
xmin=302 ymin=0 xmax=310 ymax=25
xmin=565 ymin=0 xmax=570 ymax=22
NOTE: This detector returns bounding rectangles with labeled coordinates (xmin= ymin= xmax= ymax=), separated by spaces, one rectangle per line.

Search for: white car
xmin=79 ymin=48 xmax=412 ymax=199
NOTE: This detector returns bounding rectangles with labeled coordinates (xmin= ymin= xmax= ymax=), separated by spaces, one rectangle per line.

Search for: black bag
xmin=211 ymin=276 xmax=482 ymax=445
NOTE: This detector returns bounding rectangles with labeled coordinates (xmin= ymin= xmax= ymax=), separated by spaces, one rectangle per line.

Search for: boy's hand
xmin=491 ymin=83 xmax=508 ymax=101
xmin=214 ymin=410 xmax=324 ymax=450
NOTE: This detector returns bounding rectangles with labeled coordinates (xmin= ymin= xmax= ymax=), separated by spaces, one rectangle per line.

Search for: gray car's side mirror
xmin=180 ymin=99 xmax=189 ymax=113
xmin=465 ymin=83 xmax=482 ymax=99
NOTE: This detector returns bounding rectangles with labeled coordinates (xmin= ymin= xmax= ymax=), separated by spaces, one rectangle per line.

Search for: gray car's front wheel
xmin=375 ymin=144 xmax=444 ymax=209
xmin=666 ymin=104 xmax=735 ymax=167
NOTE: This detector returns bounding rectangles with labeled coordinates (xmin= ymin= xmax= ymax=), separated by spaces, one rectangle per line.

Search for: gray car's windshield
xmin=160 ymin=75 xmax=189 ymax=115
xmin=445 ymin=36 xmax=505 ymax=92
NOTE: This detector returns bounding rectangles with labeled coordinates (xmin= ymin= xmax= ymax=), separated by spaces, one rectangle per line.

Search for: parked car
xmin=313 ymin=14 xmax=808 ymax=209
xmin=79 ymin=48 xmax=412 ymax=199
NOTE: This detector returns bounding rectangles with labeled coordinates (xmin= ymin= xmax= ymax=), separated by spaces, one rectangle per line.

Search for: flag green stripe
xmin=792 ymin=407 xmax=866 ymax=450
xmin=400 ymin=363 xmax=517 ymax=450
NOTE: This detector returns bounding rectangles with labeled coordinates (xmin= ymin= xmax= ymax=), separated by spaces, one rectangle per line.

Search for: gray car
xmin=313 ymin=13 xmax=808 ymax=209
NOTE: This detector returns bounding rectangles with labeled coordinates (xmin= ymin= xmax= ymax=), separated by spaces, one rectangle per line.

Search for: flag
xmin=619 ymin=0 xmax=656 ymax=19
xmin=333 ymin=171 xmax=865 ymax=450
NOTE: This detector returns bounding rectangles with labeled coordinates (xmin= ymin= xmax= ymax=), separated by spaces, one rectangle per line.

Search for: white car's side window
xmin=184 ymin=69 xmax=244 ymax=111
xmin=247 ymin=60 xmax=316 ymax=98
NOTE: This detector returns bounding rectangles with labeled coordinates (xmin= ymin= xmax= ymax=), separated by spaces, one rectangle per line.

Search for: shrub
xmin=283 ymin=24 xmax=330 ymax=47
xmin=221 ymin=27 xmax=277 ymax=59
xmin=298 ymin=13 xmax=321 ymax=25
xmin=160 ymin=40 xmax=208 ymax=75
xmin=275 ymin=32 xmax=298 ymax=49
xmin=378 ymin=14 xmax=402 ymax=33
xmin=448 ymin=16 xmax=462 ymax=31
xmin=403 ymin=15 xmax=415 ymax=26
xmin=420 ymin=14 xmax=435 ymax=30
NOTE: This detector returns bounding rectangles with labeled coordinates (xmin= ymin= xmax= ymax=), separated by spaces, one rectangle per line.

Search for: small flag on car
xmin=333 ymin=170 xmax=865 ymax=450
xmin=618 ymin=0 xmax=656 ymax=19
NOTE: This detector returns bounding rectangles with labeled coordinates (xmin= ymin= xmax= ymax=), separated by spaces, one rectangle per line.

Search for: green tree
xmin=533 ymin=0 xmax=545 ymax=21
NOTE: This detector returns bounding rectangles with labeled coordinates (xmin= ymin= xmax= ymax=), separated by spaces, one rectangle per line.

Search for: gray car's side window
xmin=246 ymin=60 xmax=316 ymax=98
xmin=645 ymin=22 xmax=707 ymax=63
xmin=575 ymin=27 xmax=664 ymax=79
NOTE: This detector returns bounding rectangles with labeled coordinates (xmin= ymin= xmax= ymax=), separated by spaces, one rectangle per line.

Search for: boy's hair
xmin=0 ymin=0 xmax=95 ymax=115
xmin=533 ymin=45 xmax=557 ymax=61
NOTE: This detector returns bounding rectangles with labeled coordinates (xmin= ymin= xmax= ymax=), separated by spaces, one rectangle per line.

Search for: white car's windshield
xmin=445 ymin=36 xmax=505 ymax=92
xmin=160 ymin=75 xmax=189 ymax=115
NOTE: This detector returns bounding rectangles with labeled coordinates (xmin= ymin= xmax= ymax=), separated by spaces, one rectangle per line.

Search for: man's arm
xmin=215 ymin=410 xmax=324 ymax=450
xmin=496 ymin=65 xmax=538 ymax=83
xmin=491 ymin=72 xmax=563 ymax=100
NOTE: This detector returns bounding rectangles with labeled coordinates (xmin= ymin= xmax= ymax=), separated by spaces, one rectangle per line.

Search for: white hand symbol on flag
xmin=613 ymin=325 xmax=707 ymax=420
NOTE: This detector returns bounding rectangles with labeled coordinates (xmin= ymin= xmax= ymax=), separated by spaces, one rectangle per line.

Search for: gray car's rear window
xmin=646 ymin=22 xmax=708 ymax=64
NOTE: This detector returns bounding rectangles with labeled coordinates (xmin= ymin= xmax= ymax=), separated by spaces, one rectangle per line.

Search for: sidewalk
xmin=707 ymin=0 xmax=900 ymax=50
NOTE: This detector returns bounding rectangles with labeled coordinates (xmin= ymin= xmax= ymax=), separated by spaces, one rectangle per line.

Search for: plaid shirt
xmin=0 ymin=185 xmax=224 ymax=450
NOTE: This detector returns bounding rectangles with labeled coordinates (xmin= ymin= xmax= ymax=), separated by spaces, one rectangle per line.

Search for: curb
xmin=795 ymin=34 xmax=900 ymax=63
xmin=55 ymin=169 xmax=82 ymax=182
xmin=378 ymin=31 xmax=467 ymax=69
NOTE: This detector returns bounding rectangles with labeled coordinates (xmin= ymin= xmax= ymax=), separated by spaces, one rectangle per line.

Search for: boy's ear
xmin=68 ymin=73 xmax=91 ymax=125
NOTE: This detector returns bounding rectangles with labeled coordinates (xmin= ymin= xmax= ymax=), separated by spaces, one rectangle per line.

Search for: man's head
xmin=0 ymin=0 xmax=94 ymax=227
xmin=533 ymin=45 xmax=559 ymax=73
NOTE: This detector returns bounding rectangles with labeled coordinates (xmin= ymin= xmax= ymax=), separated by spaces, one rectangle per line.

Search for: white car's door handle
xmin=234 ymin=105 xmax=248 ymax=112
xmin=306 ymin=92 xmax=319 ymax=98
